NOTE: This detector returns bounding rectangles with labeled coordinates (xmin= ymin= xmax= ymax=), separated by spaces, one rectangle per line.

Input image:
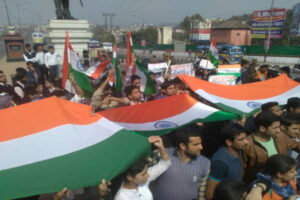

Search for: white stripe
xmin=136 ymin=66 xmax=147 ymax=92
xmin=84 ymin=62 xmax=101 ymax=77
xmin=113 ymin=102 xmax=218 ymax=131
xmin=0 ymin=118 xmax=123 ymax=171
xmin=196 ymin=85 xmax=300 ymax=113
xmin=210 ymin=45 xmax=218 ymax=57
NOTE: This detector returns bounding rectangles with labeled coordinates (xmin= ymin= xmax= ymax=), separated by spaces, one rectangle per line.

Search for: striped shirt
xmin=154 ymin=148 xmax=210 ymax=200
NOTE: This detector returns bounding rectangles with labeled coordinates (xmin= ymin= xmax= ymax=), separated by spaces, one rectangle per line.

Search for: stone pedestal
xmin=1 ymin=36 xmax=24 ymax=62
xmin=46 ymin=19 xmax=93 ymax=60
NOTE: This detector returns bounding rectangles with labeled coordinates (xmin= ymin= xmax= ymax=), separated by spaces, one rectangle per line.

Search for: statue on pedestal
xmin=53 ymin=0 xmax=83 ymax=20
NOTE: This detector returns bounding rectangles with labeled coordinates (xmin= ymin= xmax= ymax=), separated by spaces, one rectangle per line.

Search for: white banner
xmin=209 ymin=75 xmax=237 ymax=85
xmin=148 ymin=62 xmax=168 ymax=73
xmin=170 ymin=63 xmax=194 ymax=79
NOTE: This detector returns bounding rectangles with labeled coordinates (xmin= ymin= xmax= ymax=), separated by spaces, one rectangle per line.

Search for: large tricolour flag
xmin=179 ymin=74 xmax=300 ymax=117
xmin=101 ymin=94 xmax=238 ymax=135
xmin=62 ymin=32 xmax=94 ymax=97
xmin=208 ymin=37 xmax=219 ymax=67
xmin=0 ymin=97 xmax=150 ymax=200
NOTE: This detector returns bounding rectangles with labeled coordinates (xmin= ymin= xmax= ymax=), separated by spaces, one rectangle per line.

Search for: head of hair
xmin=48 ymin=46 xmax=54 ymax=50
xmin=130 ymin=74 xmax=141 ymax=83
xmin=220 ymin=122 xmax=246 ymax=144
xmin=171 ymin=125 xmax=201 ymax=148
xmin=280 ymin=113 xmax=300 ymax=127
xmin=124 ymin=85 xmax=139 ymax=97
xmin=213 ymin=181 xmax=246 ymax=200
xmin=287 ymin=97 xmax=300 ymax=111
xmin=261 ymin=102 xmax=279 ymax=111
xmin=254 ymin=111 xmax=281 ymax=129
xmin=281 ymin=66 xmax=290 ymax=74
xmin=0 ymin=70 xmax=3 ymax=74
xmin=149 ymin=72 xmax=155 ymax=76
xmin=124 ymin=158 xmax=148 ymax=182
xmin=161 ymin=80 xmax=175 ymax=90
xmin=82 ymin=50 xmax=88 ymax=55
xmin=25 ymin=43 xmax=31 ymax=48
xmin=264 ymin=154 xmax=296 ymax=177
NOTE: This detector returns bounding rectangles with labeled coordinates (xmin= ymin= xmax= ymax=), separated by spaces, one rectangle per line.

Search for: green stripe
xmin=215 ymin=103 xmax=259 ymax=118
xmin=217 ymin=73 xmax=241 ymax=77
xmin=69 ymin=66 xmax=94 ymax=97
xmin=208 ymin=51 xmax=219 ymax=67
xmin=0 ymin=130 xmax=150 ymax=200
xmin=112 ymin=58 xmax=123 ymax=95
xmin=136 ymin=61 xmax=156 ymax=95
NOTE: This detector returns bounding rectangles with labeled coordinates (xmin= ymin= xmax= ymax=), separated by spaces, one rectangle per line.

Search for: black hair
xmin=281 ymin=66 xmax=290 ymax=74
xmin=261 ymin=101 xmax=279 ymax=111
xmin=254 ymin=111 xmax=281 ymax=129
xmin=25 ymin=43 xmax=31 ymax=48
xmin=124 ymin=85 xmax=139 ymax=97
xmin=161 ymin=80 xmax=175 ymax=90
xmin=48 ymin=46 xmax=54 ymax=49
xmin=124 ymin=158 xmax=148 ymax=182
xmin=220 ymin=122 xmax=246 ymax=145
xmin=265 ymin=154 xmax=296 ymax=177
xmin=149 ymin=72 xmax=155 ymax=76
xmin=281 ymin=113 xmax=300 ymax=127
xmin=213 ymin=181 xmax=246 ymax=200
xmin=0 ymin=70 xmax=3 ymax=73
xmin=287 ymin=97 xmax=300 ymax=111
xmin=131 ymin=74 xmax=141 ymax=83
xmin=171 ymin=125 xmax=201 ymax=148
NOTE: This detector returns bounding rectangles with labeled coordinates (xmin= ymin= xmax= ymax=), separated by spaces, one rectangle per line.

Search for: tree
xmin=180 ymin=14 xmax=205 ymax=35
xmin=132 ymin=26 xmax=158 ymax=45
xmin=91 ymin=25 xmax=115 ymax=43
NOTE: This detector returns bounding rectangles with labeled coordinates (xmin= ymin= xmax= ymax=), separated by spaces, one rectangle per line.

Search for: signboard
xmin=209 ymin=75 xmax=237 ymax=85
xmin=290 ymin=2 xmax=300 ymax=36
xmin=251 ymin=8 xmax=286 ymax=39
xmin=148 ymin=62 xmax=168 ymax=73
xmin=170 ymin=63 xmax=194 ymax=79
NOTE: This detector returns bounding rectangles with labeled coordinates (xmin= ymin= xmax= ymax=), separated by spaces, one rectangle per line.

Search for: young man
xmin=35 ymin=44 xmax=47 ymax=84
xmin=124 ymin=85 xmax=142 ymax=105
xmin=45 ymin=46 xmax=61 ymax=80
xmin=0 ymin=70 xmax=14 ymax=96
xmin=287 ymin=97 xmax=300 ymax=115
xmin=206 ymin=122 xmax=249 ymax=199
xmin=155 ymin=80 xmax=176 ymax=100
xmin=243 ymin=111 xmax=300 ymax=183
xmin=154 ymin=126 xmax=210 ymax=200
xmin=261 ymin=101 xmax=283 ymax=116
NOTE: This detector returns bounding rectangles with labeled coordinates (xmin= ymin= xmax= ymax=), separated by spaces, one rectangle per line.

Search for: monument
xmin=46 ymin=0 xmax=92 ymax=57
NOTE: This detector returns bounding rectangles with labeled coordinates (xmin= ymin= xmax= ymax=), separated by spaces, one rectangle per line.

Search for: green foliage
xmin=180 ymin=14 xmax=205 ymax=32
xmin=91 ymin=25 xmax=115 ymax=43
xmin=132 ymin=26 xmax=158 ymax=45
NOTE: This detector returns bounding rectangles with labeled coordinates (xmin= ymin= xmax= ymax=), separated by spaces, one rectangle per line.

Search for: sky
xmin=0 ymin=0 xmax=299 ymax=27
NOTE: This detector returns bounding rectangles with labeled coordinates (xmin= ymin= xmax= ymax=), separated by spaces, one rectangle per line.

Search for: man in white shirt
xmin=45 ymin=46 xmax=61 ymax=80
xmin=35 ymin=44 xmax=47 ymax=84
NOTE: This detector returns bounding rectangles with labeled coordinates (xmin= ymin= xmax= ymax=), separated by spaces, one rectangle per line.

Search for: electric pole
xmin=3 ymin=0 xmax=11 ymax=25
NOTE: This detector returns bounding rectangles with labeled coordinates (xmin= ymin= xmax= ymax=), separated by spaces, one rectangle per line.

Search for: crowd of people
xmin=1 ymin=43 xmax=300 ymax=200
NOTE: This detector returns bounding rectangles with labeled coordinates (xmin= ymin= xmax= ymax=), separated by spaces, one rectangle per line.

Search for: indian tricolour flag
xmin=179 ymin=74 xmax=300 ymax=117
xmin=62 ymin=32 xmax=94 ymax=97
xmin=101 ymin=93 xmax=238 ymax=135
xmin=208 ymin=37 xmax=219 ymax=67
xmin=0 ymin=97 xmax=150 ymax=200
xmin=85 ymin=59 xmax=111 ymax=80
xmin=112 ymin=45 xmax=123 ymax=95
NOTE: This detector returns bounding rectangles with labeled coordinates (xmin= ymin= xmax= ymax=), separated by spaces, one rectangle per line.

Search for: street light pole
xmin=264 ymin=0 xmax=275 ymax=62
xmin=3 ymin=0 xmax=11 ymax=25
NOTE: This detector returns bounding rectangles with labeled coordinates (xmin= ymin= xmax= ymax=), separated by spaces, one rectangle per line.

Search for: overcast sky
xmin=0 ymin=0 xmax=299 ymax=27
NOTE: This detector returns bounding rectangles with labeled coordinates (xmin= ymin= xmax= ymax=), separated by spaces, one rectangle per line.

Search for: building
xmin=211 ymin=20 xmax=251 ymax=45
xmin=157 ymin=27 xmax=173 ymax=44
